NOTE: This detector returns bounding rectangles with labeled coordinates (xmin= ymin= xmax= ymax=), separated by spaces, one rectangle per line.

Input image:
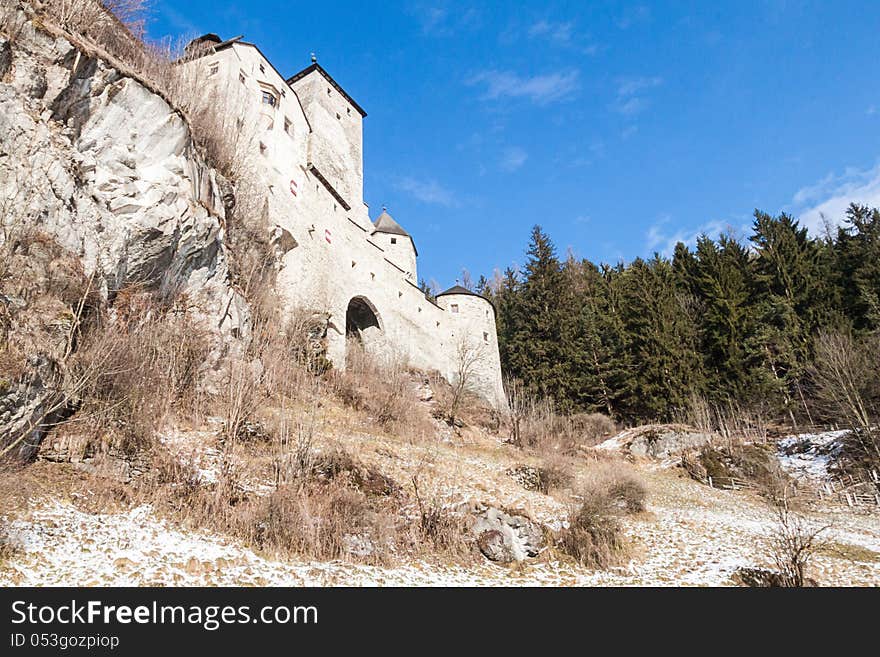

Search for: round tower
xmin=435 ymin=285 xmax=506 ymax=410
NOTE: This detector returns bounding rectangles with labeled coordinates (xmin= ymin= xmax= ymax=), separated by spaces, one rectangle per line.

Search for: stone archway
xmin=345 ymin=296 xmax=383 ymax=366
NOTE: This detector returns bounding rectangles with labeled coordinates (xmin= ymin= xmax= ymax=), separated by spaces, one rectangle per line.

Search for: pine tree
xmin=505 ymin=226 xmax=569 ymax=402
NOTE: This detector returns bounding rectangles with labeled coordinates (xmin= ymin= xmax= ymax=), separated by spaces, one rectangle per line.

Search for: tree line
xmin=477 ymin=204 xmax=880 ymax=429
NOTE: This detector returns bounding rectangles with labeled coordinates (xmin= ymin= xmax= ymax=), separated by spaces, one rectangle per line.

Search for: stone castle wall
xmin=184 ymin=41 xmax=506 ymax=408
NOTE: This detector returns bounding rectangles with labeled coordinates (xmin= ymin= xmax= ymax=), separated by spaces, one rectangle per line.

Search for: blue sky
xmin=149 ymin=1 xmax=880 ymax=288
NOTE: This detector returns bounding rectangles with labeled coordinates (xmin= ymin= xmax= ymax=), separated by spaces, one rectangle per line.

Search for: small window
xmin=451 ymin=304 xmax=459 ymax=314
xmin=261 ymin=90 xmax=277 ymax=107
xmin=347 ymin=107 xmax=351 ymax=116
xmin=370 ymin=272 xmax=375 ymax=280
xmin=336 ymin=112 xmax=341 ymax=120
xmin=327 ymin=87 xmax=332 ymax=95
xmin=398 ymin=291 xmax=403 ymax=298
xmin=259 ymin=64 xmax=265 ymax=74
xmin=390 ymin=237 xmax=397 ymax=245
xmin=418 ymin=307 xmax=422 ymax=312
xmin=483 ymin=332 xmax=489 ymax=343
xmin=284 ymin=117 xmax=292 ymax=135
xmin=208 ymin=63 xmax=219 ymax=77
xmin=259 ymin=142 xmax=267 ymax=155
xmin=281 ymin=88 xmax=286 ymax=97
xmin=239 ymin=71 xmax=246 ymax=84
xmin=351 ymin=261 xmax=356 ymax=268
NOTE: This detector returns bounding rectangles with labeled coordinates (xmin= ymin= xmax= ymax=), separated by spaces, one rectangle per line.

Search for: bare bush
xmin=331 ymin=339 xmax=433 ymax=438
xmin=66 ymin=289 xmax=212 ymax=455
xmin=504 ymin=384 xmax=617 ymax=455
xmin=765 ymin=498 xmax=830 ymax=587
xmin=556 ymin=462 xmax=646 ymax=568
xmin=811 ymin=330 xmax=880 ymax=468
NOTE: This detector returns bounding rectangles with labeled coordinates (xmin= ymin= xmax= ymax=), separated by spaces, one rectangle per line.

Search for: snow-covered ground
xmin=3 ymin=467 xmax=878 ymax=587
xmin=776 ymin=430 xmax=850 ymax=482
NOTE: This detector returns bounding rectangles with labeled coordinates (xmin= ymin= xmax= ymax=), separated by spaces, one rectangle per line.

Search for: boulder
xmin=473 ymin=507 xmax=543 ymax=564
xmin=596 ymin=424 xmax=716 ymax=459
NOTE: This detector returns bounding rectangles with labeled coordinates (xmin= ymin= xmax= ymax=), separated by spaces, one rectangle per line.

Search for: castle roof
xmin=373 ymin=210 xmax=418 ymax=255
xmin=437 ymin=285 xmax=483 ymax=298
xmin=437 ymin=285 xmax=497 ymax=316
xmin=287 ymin=63 xmax=367 ymax=117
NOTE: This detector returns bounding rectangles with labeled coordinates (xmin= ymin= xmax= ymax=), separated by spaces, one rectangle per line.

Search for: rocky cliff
xmin=0 ymin=1 xmax=250 ymax=458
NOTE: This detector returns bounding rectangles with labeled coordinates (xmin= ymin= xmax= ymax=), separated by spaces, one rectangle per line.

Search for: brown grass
xmin=556 ymin=461 xmax=646 ymax=569
xmin=329 ymin=339 xmax=435 ymax=440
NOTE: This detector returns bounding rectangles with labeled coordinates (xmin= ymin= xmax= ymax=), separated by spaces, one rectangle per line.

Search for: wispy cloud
xmin=395 ymin=176 xmax=459 ymax=207
xmin=411 ymin=4 xmax=481 ymax=36
xmin=500 ymin=146 xmax=528 ymax=172
xmin=791 ymin=162 xmax=880 ymax=234
xmin=645 ymin=215 xmax=735 ymax=256
xmin=468 ymin=69 xmax=580 ymax=105
xmin=527 ymin=19 xmax=599 ymax=55
xmin=612 ymin=76 xmax=663 ymax=116
xmin=616 ymin=5 xmax=651 ymax=30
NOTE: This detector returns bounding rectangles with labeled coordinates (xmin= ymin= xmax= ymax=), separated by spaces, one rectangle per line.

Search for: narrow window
xmin=259 ymin=63 xmax=265 ymax=74
xmin=390 ymin=237 xmax=397 ymax=245
xmin=398 ymin=291 xmax=403 ymax=298
xmin=451 ymin=304 xmax=459 ymax=314
xmin=284 ymin=117 xmax=292 ymax=135
xmin=209 ymin=63 xmax=219 ymax=77
xmin=336 ymin=112 xmax=341 ymax=120
xmin=259 ymin=141 xmax=267 ymax=155
xmin=351 ymin=261 xmax=356 ymax=268
xmin=281 ymin=88 xmax=286 ymax=97
xmin=347 ymin=107 xmax=351 ymax=116
xmin=239 ymin=71 xmax=246 ymax=84
xmin=327 ymin=87 xmax=332 ymax=95
xmin=370 ymin=272 xmax=375 ymax=280
xmin=483 ymin=332 xmax=489 ymax=343
xmin=418 ymin=307 xmax=422 ymax=312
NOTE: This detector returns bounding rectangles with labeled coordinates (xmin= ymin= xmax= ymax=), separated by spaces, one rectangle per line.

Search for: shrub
xmin=556 ymin=462 xmax=646 ymax=568
xmin=330 ymin=339 xmax=433 ymax=438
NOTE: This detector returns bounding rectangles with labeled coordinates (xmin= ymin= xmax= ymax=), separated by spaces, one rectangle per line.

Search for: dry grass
xmin=136 ymin=442 xmax=476 ymax=566
xmin=64 ymin=287 xmax=212 ymax=456
xmin=556 ymin=461 xmax=646 ymax=569
xmin=329 ymin=339 xmax=435 ymax=440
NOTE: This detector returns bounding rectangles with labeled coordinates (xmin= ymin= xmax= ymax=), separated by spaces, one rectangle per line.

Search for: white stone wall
xmin=289 ymin=70 xmax=364 ymax=216
xmin=182 ymin=43 xmax=506 ymax=409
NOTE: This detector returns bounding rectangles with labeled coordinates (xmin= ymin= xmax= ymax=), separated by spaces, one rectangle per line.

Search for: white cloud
xmin=616 ymin=5 xmax=651 ymax=30
xmin=645 ymin=215 xmax=734 ymax=257
xmin=468 ymin=69 xmax=580 ymax=105
xmin=791 ymin=162 xmax=880 ymax=234
xmin=395 ymin=176 xmax=459 ymax=207
xmin=500 ymin=146 xmax=528 ymax=171
xmin=412 ymin=4 xmax=481 ymax=36
xmin=525 ymin=19 xmax=599 ymax=55
xmin=612 ymin=76 xmax=663 ymax=116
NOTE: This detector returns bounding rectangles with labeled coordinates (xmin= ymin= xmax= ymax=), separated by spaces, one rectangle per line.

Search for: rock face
xmin=473 ymin=507 xmax=544 ymax=564
xmin=0 ymin=3 xmax=250 ymax=456
xmin=596 ymin=424 xmax=716 ymax=459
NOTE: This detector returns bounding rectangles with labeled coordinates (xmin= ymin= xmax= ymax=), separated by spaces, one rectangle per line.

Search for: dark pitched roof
xmin=437 ymin=285 xmax=483 ymax=298
xmin=286 ymin=63 xmax=367 ymax=117
xmin=437 ymin=285 xmax=497 ymax=316
xmin=372 ymin=210 xmax=417 ymax=255
xmin=373 ymin=210 xmax=409 ymax=237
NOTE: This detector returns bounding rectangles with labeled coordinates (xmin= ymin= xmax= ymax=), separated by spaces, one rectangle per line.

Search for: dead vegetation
xmin=330 ymin=339 xmax=435 ymax=440
xmin=556 ymin=462 xmax=647 ymax=569
xmin=681 ymin=442 xmax=793 ymax=500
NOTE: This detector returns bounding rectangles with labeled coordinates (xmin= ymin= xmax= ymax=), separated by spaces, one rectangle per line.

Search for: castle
xmin=182 ymin=35 xmax=506 ymax=408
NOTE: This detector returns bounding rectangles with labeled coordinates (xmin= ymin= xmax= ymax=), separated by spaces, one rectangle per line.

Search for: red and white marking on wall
xmin=289 ymin=179 xmax=298 ymax=197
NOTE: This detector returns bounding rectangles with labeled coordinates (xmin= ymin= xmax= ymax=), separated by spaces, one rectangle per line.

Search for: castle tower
xmin=436 ymin=285 xmax=507 ymax=409
xmin=372 ymin=209 xmax=417 ymax=280
xmin=287 ymin=60 xmax=366 ymax=222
